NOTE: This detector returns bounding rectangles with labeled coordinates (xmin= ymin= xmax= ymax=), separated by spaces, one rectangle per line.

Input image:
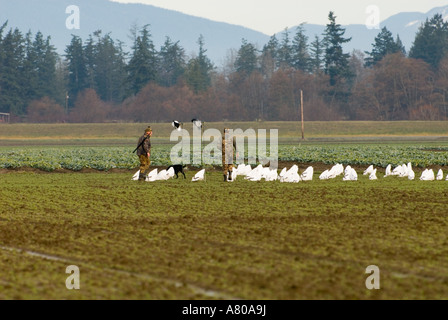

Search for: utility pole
xmin=300 ymin=90 xmax=305 ymax=140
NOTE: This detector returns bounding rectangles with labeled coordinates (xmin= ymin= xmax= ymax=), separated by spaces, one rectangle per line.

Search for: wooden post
xmin=300 ymin=90 xmax=304 ymax=140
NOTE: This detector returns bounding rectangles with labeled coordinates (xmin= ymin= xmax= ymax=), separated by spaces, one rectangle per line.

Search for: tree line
xmin=0 ymin=12 xmax=447 ymax=123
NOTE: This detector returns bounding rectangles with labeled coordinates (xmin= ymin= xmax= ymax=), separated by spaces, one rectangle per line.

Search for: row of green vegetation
xmin=1 ymin=144 xmax=447 ymax=172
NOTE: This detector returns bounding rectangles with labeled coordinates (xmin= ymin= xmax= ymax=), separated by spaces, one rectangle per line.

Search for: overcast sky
xmin=111 ymin=0 xmax=448 ymax=35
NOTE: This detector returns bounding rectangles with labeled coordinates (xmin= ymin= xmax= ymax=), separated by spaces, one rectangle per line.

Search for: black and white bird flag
xmin=172 ymin=120 xmax=182 ymax=131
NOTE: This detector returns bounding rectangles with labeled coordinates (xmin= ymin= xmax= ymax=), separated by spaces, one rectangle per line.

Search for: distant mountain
xmin=0 ymin=0 xmax=270 ymax=65
xmin=1 ymin=0 xmax=447 ymax=64
xmin=286 ymin=6 xmax=448 ymax=55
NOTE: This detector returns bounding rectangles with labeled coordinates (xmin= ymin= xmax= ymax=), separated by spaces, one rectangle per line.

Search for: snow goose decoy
xmin=192 ymin=169 xmax=206 ymax=182
xmin=420 ymin=169 xmax=435 ymax=181
xmin=132 ymin=170 xmax=140 ymax=181
xmin=301 ymin=166 xmax=314 ymax=181
xmin=146 ymin=169 xmax=159 ymax=182
xmin=436 ymin=169 xmax=444 ymax=181
xmin=363 ymin=165 xmax=374 ymax=176
xmin=369 ymin=168 xmax=378 ymax=180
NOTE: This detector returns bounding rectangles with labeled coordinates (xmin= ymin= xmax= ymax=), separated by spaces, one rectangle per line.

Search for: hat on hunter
xmin=145 ymin=126 xmax=152 ymax=133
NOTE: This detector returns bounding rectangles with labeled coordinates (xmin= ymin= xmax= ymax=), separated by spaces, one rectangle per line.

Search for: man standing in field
xmin=136 ymin=126 xmax=152 ymax=181
xmin=222 ymin=128 xmax=237 ymax=182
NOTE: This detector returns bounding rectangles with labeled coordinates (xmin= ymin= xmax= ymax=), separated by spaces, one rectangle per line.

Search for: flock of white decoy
xmin=132 ymin=162 xmax=447 ymax=182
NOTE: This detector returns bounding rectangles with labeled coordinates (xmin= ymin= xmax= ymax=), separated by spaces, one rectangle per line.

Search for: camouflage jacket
xmin=136 ymin=133 xmax=151 ymax=156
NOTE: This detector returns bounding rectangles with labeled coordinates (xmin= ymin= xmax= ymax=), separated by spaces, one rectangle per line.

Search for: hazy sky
xmin=111 ymin=0 xmax=448 ymax=35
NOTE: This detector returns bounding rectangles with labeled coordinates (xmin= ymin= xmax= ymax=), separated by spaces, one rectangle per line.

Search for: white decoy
xmin=328 ymin=164 xmax=344 ymax=179
xmin=369 ymin=168 xmax=378 ymax=180
xmin=301 ymin=166 xmax=314 ymax=181
xmin=344 ymin=165 xmax=352 ymax=175
xmin=398 ymin=164 xmax=409 ymax=178
xmin=280 ymin=165 xmax=300 ymax=183
xmin=242 ymin=164 xmax=253 ymax=176
xmin=246 ymin=171 xmax=262 ymax=181
xmin=230 ymin=169 xmax=237 ymax=181
xmin=157 ymin=169 xmax=170 ymax=181
xmin=146 ymin=169 xmax=159 ymax=182
xmin=384 ymin=164 xmax=392 ymax=177
xmin=260 ymin=167 xmax=271 ymax=180
xmin=436 ymin=169 xmax=444 ymax=181
xmin=446 ymin=173 xmax=448 ymax=181
xmin=319 ymin=169 xmax=330 ymax=180
xmin=363 ymin=165 xmax=374 ymax=175
xmin=166 ymin=167 xmax=175 ymax=179
xmin=234 ymin=164 xmax=245 ymax=177
xmin=285 ymin=165 xmax=301 ymax=183
xmin=265 ymin=169 xmax=278 ymax=182
xmin=245 ymin=164 xmax=263 ymax=180
xmin=420 ymin=169 xmax=435 ymax=181
xmin=192 ymin=169 xmax=205 ymax=182
xmin=278 ymin=167 xmax=287 ymax=181
xmin=132 ymin=170 xmax=140 ymax=181
xmin=408 ymin=167 xmax=415 ymax=180
xmin=391 ymin=164 xmax=404 ymax=176
xmin=343 ymin=167 xmax=358 ymax=181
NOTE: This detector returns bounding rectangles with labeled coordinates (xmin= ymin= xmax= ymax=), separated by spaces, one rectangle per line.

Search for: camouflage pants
xmin=139 ymin=155 xmax=150 ymax=176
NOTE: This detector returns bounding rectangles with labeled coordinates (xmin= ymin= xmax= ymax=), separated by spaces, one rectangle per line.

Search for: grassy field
xmin=1 ymin=121 xmax=448 ymax=145
xmin=0 ymin=170 xmax=447 ymax=300
xmin=0 ymin=122 xmax=447 ymax=300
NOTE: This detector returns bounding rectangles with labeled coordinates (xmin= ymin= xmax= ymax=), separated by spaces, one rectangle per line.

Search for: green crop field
xmin=0 ymin=122 xmax=447 ymax=300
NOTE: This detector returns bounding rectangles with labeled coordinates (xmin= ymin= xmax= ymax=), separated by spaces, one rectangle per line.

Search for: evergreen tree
xmin=277 ymin=28 xmax=293 ymax=69
xmin=94 ymin=32 xmax=128 ymax=102
xmin=65 ymin=35 xmax=88 ymax=106
xmin=323 ymin=12 xmax=352 ymax=86
xmin=127 ymin=25 xmax=158 ymax=95
xmin=158 ymin=36 xmax=186 ymax=87
xmin=260 ymin=34 xmax=279 ymax=78
xmin=234 ymin=38 xmax=258 ymax=76
xmin=291 ymin=24 xmax=310 ymax=72
xmin=409 ymin=14 xmax=448 ymax=69
xmin=309 ymin=35 xmax=324 ymax=74
xmin=365 ymin=27 xmax=405 ymax=67
xmin=34 ymin=32 xmax=58 ymax=100
xmin=185 ymin=35 xmax=214 ymax=93
xmin=0 ymin=27 xmax=26 ymax=115
xmin=83 ymin=34 xmax=96 ymax=90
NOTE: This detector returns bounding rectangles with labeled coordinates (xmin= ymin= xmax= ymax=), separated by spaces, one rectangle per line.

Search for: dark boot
xmin=223 ymin=174 xmax=227 ymax=182
xmin=227 ymin=170 xmax=233 ymax=181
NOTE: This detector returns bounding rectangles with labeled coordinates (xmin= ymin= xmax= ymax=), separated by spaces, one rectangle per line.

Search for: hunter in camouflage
xmin=222 ymin=128 xmax=237 ymax=182
xmin=136 ymin=126 xmax=152 ymax=181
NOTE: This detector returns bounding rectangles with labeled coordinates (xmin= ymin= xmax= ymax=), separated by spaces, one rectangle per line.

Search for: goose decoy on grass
xmin=301 ymin=166 xmax=314 ymax=181
xmin=192 ymin=169 xmax=206 ymax=182
xmin=369 ymin=168 xmax=378 ymax=180
xmin=420 ymin=169 xmax=435 ymax=181
xmin=363 ymin=165 xmax=374 ymax=175
xmin=436 ymin=169 xmax=444 ymax=181
xmin=384 ymin=164 xmax=392 ymax=177
xmin=147 ymin=169 xmax=159 ymax=182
